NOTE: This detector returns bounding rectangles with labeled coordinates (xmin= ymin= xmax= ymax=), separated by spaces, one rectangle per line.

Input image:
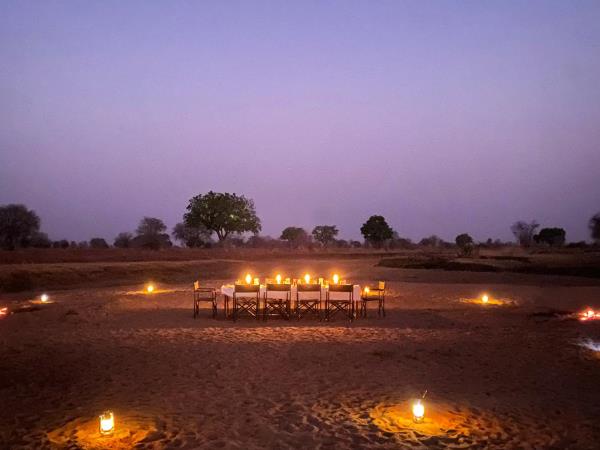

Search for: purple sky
xmin=1 ymin=1 xmax=599 ymax=243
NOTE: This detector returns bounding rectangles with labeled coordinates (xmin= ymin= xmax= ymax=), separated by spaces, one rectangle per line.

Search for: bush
xmin=89 ymin=238 xmax=109 ymax=249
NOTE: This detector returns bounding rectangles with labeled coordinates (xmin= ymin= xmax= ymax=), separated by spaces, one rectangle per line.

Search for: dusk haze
xmin=2 ymin=1 xmax=599 ymax=242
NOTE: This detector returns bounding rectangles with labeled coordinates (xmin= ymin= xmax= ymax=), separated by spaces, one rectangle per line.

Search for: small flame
xmin=245 ymin=274 xmax=252 ymax=284
xmin=146 ymin=284 xmax=155 ymax=293
xmin=304 ymin=273 xmax=310 ymax=284
xmin=41 ymin=293 xmax=49 ymax=303
xmin=482 ymin=294 xmax=489 ymax=303
xmin=276 ymin=274 xmax=282 ymax=284
xmin=364 ymin=287 xmax=370 ymax=295
xmin=99 ymin=410 xmax=114 ymax=435
xmin=0 ymin=307 xmax=8 ymax=317
xmin=412 ymin=400 xmax=425 ymax=423
xmin=332 ymin=274 xmax=340 ymax=284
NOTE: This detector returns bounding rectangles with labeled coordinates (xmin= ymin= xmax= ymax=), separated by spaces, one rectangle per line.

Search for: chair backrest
xmin=234 ymin=284 xmax=260 ymax=293
xmin=265 ymin=283 xmax=291 ymax=292
xmin=328 ymin=284 xmax=353 ymax=293
xmin=297 ymin=283 xmax=321 ymax=292
xmin=378 ymin=281 xmax=386 ymax=290
xmin=193 ymin=280 xmax=200 ymax=290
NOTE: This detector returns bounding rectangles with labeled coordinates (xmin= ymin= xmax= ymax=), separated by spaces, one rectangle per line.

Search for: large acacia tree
xmin=184 ymin=191 xmax=261 ymax=242
xmin=360 ymin=215 xmax=393 ymax=247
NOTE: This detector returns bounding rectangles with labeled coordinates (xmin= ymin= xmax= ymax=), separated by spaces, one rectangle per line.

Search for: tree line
xmin=1 ymin=193 xmax=600 ymax=251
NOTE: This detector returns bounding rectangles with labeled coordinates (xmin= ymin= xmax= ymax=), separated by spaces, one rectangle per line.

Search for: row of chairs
xmin=193 ymin=281 xmax=386 ymax=321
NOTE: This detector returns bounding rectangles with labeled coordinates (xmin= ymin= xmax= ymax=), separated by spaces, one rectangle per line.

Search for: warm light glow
xmin=304 ymin=273 xmax=310 ymax=284
xmin=579 ymin=308 xmax=600 ymax=321
xmin=41 ymin=293 xmax=49 ymax=303
xmin=482 ymin=294 xmax=489 ymax=303
xmin=412 ymin=400 xmax=425 ymax=423
xmin=587 ymin=309 xmax=594 ymax=318
xmin=0 ymin=307 xmax=7 ymax=317
xmin=99 ymin=411 xmax=114 ymax=435
xmin=245 ymin=274 xmax=252 ymax=284
xmin=364 ymin=287 xmax=370 ymax=295
xmin=253 ymin=277 xmax=259 ymax=285
xmin=276 ymin=274 xmax=282 ymax=284
xmin=146 ymin=284 xmax=155 ymax=293
xmin=332 ymin=274 xmax=340 ymax=284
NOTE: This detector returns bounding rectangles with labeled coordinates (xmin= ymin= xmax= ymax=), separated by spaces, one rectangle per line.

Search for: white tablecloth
xmin=221 ymin=284 xmax=362 ymax=301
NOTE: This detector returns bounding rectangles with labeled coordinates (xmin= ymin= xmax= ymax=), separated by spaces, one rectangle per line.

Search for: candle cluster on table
xmin=238 ymin=273 xmax=345 ymax=285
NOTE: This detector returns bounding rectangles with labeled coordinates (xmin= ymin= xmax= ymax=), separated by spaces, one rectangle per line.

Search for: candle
xmin=146 ymin=284 xmax=155 ymax=293
xmin=332 ymin=274 xmax=340 ymax=284
xmin=412 ymin=400 xmax=424 ymax=423
xmin=245 ymin=274 xmax=252 ymax=284
xmin=40 ymin=293 xmax=49 ymax=303
xmin=276 ymin=274 xmax=282 ymax=284
xmin=304 ymin=273 xmax=310 ymax=284
xmin=99 ymin=410 xmax=115 ymax=435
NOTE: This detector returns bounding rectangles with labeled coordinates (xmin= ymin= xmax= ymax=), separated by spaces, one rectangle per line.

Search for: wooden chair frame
xmin=233 ymin=284 xmax=261 ymax=321
xmin=360 ymin=281 xmax=386 ymax=318
xmin=193 ymin=281 xmax=218 ymax=319
xmin=264 ymin=284 xmax=291 ymax=320
xmin=326 ymin=284 xmax=354 ymax=321
xmin=295 ymin=283 xmax=322 ymax=319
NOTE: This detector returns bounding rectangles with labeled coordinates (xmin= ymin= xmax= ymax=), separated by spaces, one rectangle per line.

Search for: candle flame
xmin=99 ymin=411 xmax=114 ymax=435
xmin=332 ymin=274 xmax=340 ymax=284
xmin=412 ymin=400 xmax=425 ymax=423
xmin=304 ymin=273 xmax=310 ymax=284
xmin=245 ymin=274 xmax=252 ymax=284
xmin=276 ymin=274 xmax=282 ymax=284
xmin=482 ymin=294 xmax=489 ymax=303
xmin=146 ymin=284 xmax=155 ymax=293
xmin=41 ymin=293 xmax=49 ymax=303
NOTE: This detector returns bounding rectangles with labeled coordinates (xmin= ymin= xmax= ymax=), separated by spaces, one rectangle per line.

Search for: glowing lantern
xmin=586 ymin=309 xmax=594 ymax=318
xmin=318 ymin=277 xmax=324 ymax=285
xmin=332 ymin=274 xmax=340 ymax=284
xmin=304 ymin=274 xmax=311 ymax=284
xmin=245 ymin=274 xmax=252 ymax=284
xmin=146 ymin=284 xmax=155 ymax=294
xmin=253 ymin=277 xmax=259 ymax=285
xmin=364 ymin=287 xmax=370 ymax=295
xmin=99 ymin=410 xmax=114 ymax=435
xmin=276 ymin=274 xmax=282 ymax=284
xmin=0 ymin=307 xmax=7 ymax=317
xmin=482 ymin=294 xmax=489 ymax=304
xmin=412 ymin=399 xmax=425 ymax=423
xmin=40 ymin=293 xmax=49 ymax=303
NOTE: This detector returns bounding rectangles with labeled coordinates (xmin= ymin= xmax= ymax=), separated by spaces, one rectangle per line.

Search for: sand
xmin=2 ymin=260 xmax=600 ymax=449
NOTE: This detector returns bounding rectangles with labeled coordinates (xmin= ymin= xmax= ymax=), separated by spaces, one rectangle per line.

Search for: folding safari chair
xmin=360 ymin=281 xmax=386 ymax=318
xmin=233 ymin=284 xmax=261 ymax=321
xmin=193 ymin=280 xmax=218 ymax=319
xmin=295 ymin=283 xmax=322 ymax=319
xmin=325 ymin=284 xmax=354 ymax=321
xmin=264 ymin=283 xmax=291 ymax=320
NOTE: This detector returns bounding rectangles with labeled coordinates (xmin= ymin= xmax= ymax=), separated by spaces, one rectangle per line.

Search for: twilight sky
xmin=1 ymin=1 xmax=599 ymax=243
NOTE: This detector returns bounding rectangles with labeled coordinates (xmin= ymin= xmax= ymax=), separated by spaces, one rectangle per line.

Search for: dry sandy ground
xmin=1 ymin=259 xmax=600 ymax=449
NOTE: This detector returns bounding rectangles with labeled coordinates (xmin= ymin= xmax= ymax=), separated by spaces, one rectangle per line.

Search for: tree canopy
xmin=184 ymin=191 xmax=261 ymax=242
xmin=0 ymin=204 xmax=41 ymax=250
xmin=455 ymin=233 xmax=474 ymax=256
xmin=312 ymin=225 xmax=338 ymax=246
xmin=280 ymin=226 xmax=309 ymax=247
xmin=134 ymin=217 xmax=171 ymax=249
xmin=511 ymin=220 xmax=540 ymax=247
xmin=590 ymin=213 xmax=600 ymax=243
xmin=534 ymin=228 xmax=566 ymax=247
xmin=136 ymin=217 xmax=167 ymax=236
xmin=360 ymin=215 xmax=393 ymax=247
xmin=172 ymin=222 xmax=212 ymax=248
